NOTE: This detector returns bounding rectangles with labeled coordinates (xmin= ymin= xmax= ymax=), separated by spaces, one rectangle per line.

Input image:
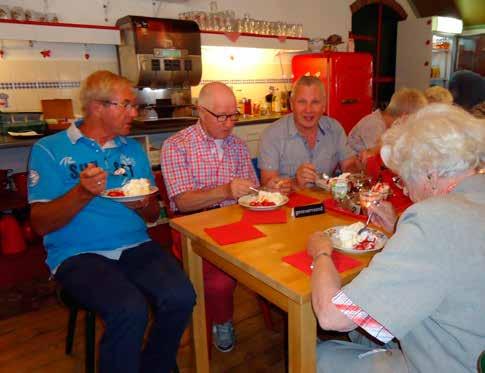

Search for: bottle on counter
xmin=243 ymin=98 xmax=252 ymax=115
xmin=237 ymin=98 xmax=244 ymax=115
xmin=265 ymin=86 xmax=274 ymax=114
xmin=272 ymin=88 xmax=281 ymax=113
xmin=280 ymin=90 xmax=288 ymax=112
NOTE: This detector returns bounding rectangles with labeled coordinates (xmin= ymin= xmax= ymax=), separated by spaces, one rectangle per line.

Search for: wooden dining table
xmin=170 ymin=189 xmax=380 ymax=373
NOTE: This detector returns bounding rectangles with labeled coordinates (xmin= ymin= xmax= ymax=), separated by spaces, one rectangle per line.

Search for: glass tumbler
xmin=359 ymin=190 xmax=382 ymax=215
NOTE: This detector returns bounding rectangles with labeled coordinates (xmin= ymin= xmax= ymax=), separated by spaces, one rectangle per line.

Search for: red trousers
xmin=202 ymin=259 xmax=237 ymax=324
xmin=171 ymin=230 xmax=236 ymax=325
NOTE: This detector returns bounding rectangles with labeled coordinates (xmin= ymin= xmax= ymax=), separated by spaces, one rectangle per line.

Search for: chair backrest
xmin=251 ymin=158 xmax=261 ymax=181
xmin=153 ymin=170 xmax=175 ymax=218
xmin=478 ymin=350 xmax=485 ymax=373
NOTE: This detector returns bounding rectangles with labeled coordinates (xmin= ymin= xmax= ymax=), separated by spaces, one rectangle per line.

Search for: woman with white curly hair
xmin=308 ymin=104 xmax=485 ymax=373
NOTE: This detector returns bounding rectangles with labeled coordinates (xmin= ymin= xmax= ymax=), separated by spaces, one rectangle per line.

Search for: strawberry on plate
xmin=107 ymin=190 xmax=125 ymax=197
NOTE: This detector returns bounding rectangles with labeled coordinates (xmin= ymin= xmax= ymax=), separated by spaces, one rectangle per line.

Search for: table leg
xmin=288 ymin=300 xmax=316 ymax=373
xmin=181 ymin=236 xmax=209 ymax=373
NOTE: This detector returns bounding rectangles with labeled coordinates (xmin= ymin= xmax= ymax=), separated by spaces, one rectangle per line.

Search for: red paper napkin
xmin=323 ymin=199 xmax=368 ymax=222
xmin=282 ymin=250 xmax=363 ymax=275
xmin=241 ymin=209 xmax=288 ymax=224
xmin=286 ymin=192 xmax=321 ymax=208
xmin=204 ymin=221 xmax=266 ymax=245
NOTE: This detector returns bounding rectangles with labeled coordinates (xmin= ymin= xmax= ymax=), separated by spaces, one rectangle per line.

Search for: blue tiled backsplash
xmin=0 ymin=81 xmax=80 ymax=90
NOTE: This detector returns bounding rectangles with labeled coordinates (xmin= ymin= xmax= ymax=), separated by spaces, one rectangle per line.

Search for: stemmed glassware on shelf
xmin=178 ymin=2 xmax=303 ymax=37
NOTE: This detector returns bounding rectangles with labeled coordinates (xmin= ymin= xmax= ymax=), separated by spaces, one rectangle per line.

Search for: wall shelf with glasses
xmin=200 ymin=30 xmax=309 ymax=50
xmin=0 ymin=19 xmax=120 ymax=45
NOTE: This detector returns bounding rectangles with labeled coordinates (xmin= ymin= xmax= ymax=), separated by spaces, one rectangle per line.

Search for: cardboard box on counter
xmin=41 ymin=99 xmax=74 ymax=131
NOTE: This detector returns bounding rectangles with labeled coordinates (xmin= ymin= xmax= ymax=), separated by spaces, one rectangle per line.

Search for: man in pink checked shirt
xmin=160 ymin=82 xmax=258 ymax=353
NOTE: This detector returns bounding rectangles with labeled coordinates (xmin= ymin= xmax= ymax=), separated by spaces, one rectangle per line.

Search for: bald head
xmin=198 ymin=82 xmax=236 ymax=110
xmin=197 ymin=82 xmax=238 ymax=139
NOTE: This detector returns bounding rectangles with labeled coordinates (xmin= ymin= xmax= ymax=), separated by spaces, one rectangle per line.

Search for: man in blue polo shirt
xmin=28 ymin=70 xmax=195 ymax=373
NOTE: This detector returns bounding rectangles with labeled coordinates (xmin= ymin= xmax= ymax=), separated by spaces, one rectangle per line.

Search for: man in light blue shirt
xmin=28 ymin=70 xmax=195 ymax=373
xmin=258 ymin=76 xmax=359 ymax=191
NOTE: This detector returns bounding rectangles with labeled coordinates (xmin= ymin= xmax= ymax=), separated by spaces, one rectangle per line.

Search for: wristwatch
xmin=310 ymin=251 xmax=331 ymax=270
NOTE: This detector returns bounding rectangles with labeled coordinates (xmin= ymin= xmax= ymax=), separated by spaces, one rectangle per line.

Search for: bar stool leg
xmin=85 ymin=311 xmax=96 ymax=373
xmin=66 ymin=307 xmax=78 ymax=355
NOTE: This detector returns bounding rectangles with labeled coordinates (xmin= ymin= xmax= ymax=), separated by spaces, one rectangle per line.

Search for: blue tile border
xmin=0 ymin=79 xmax=290 ymax=90
xmin=0 ymin=81 xmax=81 ymax=90
xmin=201 ymin=78 xmax=292 ymax=85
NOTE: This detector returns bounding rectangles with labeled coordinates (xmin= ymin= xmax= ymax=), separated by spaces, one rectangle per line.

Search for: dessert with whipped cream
xmin=317 ymin=172 xmax=351 ymax=191
xmin=121 ymin=178 xmax=151 ymax=196
xmin=249 ymin=190 xmax=285 ymax=207
xmin=371 ymin=182 xmax=391 ymax=199
xmin=337 ymin=222 xmax=376 ymax=250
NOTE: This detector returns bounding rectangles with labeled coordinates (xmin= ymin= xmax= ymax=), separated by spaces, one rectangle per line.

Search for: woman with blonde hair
xmin=348 ymin=88 xmax=427 ymax=162
xmin=424 ymin=85 xmax=453 ymax=104
xmin=309 ymin=104 xmax=485 ymax=372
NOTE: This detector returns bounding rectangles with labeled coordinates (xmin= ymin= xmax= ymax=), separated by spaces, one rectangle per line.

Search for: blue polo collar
xmin=66 ymin=121 xmax=127 ymax=149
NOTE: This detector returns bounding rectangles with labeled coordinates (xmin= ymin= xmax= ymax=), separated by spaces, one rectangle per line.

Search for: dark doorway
xmin=351 ymin=1 xmax=407 ymax=108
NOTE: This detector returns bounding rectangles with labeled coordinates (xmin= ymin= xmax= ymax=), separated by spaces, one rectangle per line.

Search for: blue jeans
xmin=55 ymin=240 xmax=196 ymax=373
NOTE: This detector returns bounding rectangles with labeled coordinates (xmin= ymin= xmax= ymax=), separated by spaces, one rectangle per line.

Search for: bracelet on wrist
xmin=310 ymin=251 xmax=331 ymax=270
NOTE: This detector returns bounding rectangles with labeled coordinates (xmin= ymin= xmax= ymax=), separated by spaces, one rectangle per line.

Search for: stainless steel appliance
xmin=116 ymin=16 xmax=202 ymax=120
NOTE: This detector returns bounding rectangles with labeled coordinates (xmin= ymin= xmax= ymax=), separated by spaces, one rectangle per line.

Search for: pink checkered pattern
xmin=332 ymin=290 xmax=394 ymax=343
xmin=161 ymin=122 xmax=258 ymax=212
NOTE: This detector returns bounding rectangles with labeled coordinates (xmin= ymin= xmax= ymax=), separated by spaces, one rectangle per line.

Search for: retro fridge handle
xmin=341 ymin=98 xmax=359 ymax=105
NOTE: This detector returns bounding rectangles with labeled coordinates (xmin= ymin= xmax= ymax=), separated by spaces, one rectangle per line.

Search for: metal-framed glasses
xmin=99 ymin=100 xmax=139 ymax=111
xmin=201 ymin=106 xmax=240 ymax=122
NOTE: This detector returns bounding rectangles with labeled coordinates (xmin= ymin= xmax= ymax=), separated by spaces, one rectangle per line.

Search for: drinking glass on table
xmin=359 ymin=189 xmax=382 ymax=215
xmin=332 ymin=180 xmax=349 ymax=201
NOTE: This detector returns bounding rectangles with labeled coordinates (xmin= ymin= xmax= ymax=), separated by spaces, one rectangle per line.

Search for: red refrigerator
xmin=291 ymin=52 xmax=373 ymax=134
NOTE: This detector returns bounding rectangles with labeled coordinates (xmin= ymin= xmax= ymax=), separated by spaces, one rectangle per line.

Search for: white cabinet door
xmin=232 ymin=123 xmax=271 ymax=158
xmin=396 ymin=17 xmax=432 ymax=91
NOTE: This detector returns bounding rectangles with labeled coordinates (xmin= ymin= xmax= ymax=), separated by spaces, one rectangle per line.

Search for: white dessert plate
xmin=238 ymin=194 xmax=289 ymax=211
xmin=101 ymin=186 xmax=158 ymax=203
xmin=323 ymin=225 xmax=388 ymax=254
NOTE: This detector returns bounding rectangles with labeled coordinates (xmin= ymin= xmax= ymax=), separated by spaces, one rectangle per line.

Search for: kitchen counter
xmin=0 ymin=113 xmax=284 ymax=149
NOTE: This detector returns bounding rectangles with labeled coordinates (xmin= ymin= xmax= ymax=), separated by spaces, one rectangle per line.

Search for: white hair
xmin=381 ymin=103 xmax=485 ymax=182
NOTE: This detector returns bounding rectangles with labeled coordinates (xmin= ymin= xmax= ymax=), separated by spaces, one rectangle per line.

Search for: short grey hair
xmin=384 ymin=88 xmax=427 ymax=118
xmin=292 ymin=75 xmax=325 ymax=97
xmin=80 ymin=70 xmax=133 ymax=115
xmin=381 ymin=103 xmax=485 ymax=182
